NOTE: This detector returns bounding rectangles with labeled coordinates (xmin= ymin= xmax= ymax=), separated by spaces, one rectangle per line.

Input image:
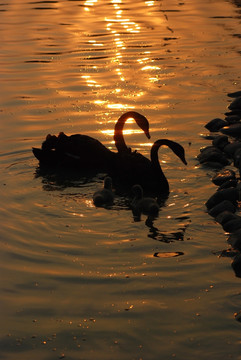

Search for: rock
xmin=209 ymin=201 xmax=236 ymax=217
xmin=228 ymin=229 xmax=241 ymax=250
xmin=236 ymin=182 xmax=241 ymax=191
xmin=200 ymin=162 xmax=226 ymax=169
xmin=205 ymin=188 xmax=238 ymax=210
xmin=233 ymin=148 xmax=241 ymax=167
xmin=223 ymin=141 xmax=241 ymax=157
xmin=218 ymin=179 xmax=238 ymax=190
xmin=211 ymin=169 xmax=236 ymax=186
xmin=215 ymin=211 xmax=239 ymax=225
xmin=200 ymin=133 xmax=217 ymax=140
xmin=205 ymin=118 xmax=228 ymax=132
xmin=232 ymin=253 xmax=241 ymax=277
xmin=237 ymin=164 xmax=241 ymax=179
xmin=228 ymin=97 xmax=241 ymax=110
xmin=197 ymin=147 xmax=230 ymax=166
xmin=212 ymin=135 xmax=230 ymax=150
xmin=221 ymin=123 xmax=241 ymax=137
xmin=225 ymin=115 xmax=241 ymax=124
xmin=199 ymin=145 xmax=217 ymax=153
xmin=235 ymin=184 xmax=241 ymax=200
xmin=222 ymin=218 xmax=241 ymax=233
xmin=225 ymin=110 xmax=241 ymax=117
xmin=228 ymin=91 xmax=241 ymax=98
xmin=234 ymin=310 xmax=241 ymax=322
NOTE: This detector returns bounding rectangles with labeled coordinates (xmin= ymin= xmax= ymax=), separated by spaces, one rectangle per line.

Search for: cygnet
xmin=93 ymin=177 xmax=114 ymax=207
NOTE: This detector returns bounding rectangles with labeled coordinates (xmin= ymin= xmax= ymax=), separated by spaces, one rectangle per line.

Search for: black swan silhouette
xmin=149 ymin=139 xmax=187 ymax=196
xmin=32 ymin=111 xmax=150 ymax=172
xmin=114 ymin=111 xmax=150 ymax=153
xmin=93 ymin=177 xmax=114 ymax=207
xmin=114 ymin=139 xmax=187 ymax=197
xmin=131 ymin=184 xmax=159 ymax=219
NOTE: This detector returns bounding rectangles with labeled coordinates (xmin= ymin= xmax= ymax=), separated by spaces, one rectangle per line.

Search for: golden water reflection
xmin=2 ymin=1 xmax=241 ymax=360
xmin=84 ymin=0 xmax=98 ymax=11
xmin=79 ymin=0 xmax=167 ymax=118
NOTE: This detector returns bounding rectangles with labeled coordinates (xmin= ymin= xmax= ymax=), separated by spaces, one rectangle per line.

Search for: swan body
xmin=93 ymin=177 xmax=114 ymax=207
xmin=33 ymin=132 xmax=115 ymax=170
xmin=131 ymin=184 xmax=159 ymax=218
xmin=116 ymin=139 xmax=187 ymax=197
xmin=32 ymin=112 xmax=150 ymax=172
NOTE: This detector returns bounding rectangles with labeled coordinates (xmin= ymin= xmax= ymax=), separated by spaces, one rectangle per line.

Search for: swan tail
xmin=32 ymin=147 xmax=42 ymax=161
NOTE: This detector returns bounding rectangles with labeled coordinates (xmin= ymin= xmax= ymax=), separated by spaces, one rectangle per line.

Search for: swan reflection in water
xmin=146 ymin=215 xmax=191 ymax=243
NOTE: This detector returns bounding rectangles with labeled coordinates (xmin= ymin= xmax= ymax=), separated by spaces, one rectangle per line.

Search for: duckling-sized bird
xmin=93 ymin=177 xmax=114 ymax=207
xmin=131 ymin=184 xmax=159 ymax=220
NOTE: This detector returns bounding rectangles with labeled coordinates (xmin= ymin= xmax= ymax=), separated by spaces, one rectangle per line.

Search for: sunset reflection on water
xmin=1 ymin=0 xmax=241 ymax=359
xmin=79 ymin=0 xmax=168 ymax=132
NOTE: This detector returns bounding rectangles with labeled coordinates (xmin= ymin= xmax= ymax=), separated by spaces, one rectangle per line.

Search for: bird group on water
xmin=197 ymin=91 xmax=241 ymax=279
xmin=33 ymin=111 xmax=187 ymax=220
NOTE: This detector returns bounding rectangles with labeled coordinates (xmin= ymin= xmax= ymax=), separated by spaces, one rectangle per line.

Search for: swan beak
xmin=145 ymin=130 xmax=151 ymax=139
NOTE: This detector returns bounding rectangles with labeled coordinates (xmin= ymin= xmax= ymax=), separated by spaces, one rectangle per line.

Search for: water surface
xmin=1 ymin=1 xmax=241 ymax=359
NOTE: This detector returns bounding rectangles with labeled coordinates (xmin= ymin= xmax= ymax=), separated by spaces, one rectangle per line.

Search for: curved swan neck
xmin=114 ymin=112 xmax=136 ymax=153
xmin=132 ymin=184 xmax=143 ymax=200
xmin=114 ymin=111 xmax=150 ymax=153
xmin=151 ymin=140 xmax=170 ymax=193
xmin=151 ymin=139 xmax=186 ymax=195
xmin=104 ymin=177 xmax=112 ymax=190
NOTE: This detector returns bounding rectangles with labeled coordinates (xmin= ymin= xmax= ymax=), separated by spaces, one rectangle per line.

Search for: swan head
xmin=135 ymin=113 xmax=151 ymax=140
xmin=122 ymin=112 xmax=150 ymax=139
xmin=132 ymin=184 xmax=143 ymax=199
xmin=175 ymin=144 xmax=187 ymax=165
xmin=152 ymin=139 xmax=187 ymax=165
xmin=104 ymin=176 xmax=112 ymax=190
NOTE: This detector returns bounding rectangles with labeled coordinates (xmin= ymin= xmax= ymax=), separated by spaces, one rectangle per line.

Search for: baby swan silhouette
xmin=93 ymin=177 xmax=114 ymax=207
xmin=32 ymin=111 xmax=150 ymax=171
xmin=131 ymin=184 xmax=159 ymax=220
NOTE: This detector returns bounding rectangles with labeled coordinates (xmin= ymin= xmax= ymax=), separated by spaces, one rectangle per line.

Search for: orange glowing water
xmin=1 ymin=0 xmax=241 ymax=359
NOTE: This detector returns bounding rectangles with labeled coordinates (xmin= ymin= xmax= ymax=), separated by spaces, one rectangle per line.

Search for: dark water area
xmin=1 ymin=1 xmax=241 ymax=359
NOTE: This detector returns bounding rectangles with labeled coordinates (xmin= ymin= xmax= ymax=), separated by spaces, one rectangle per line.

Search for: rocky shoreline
xmin=197 ymin=92 xmax=241 ymax=277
